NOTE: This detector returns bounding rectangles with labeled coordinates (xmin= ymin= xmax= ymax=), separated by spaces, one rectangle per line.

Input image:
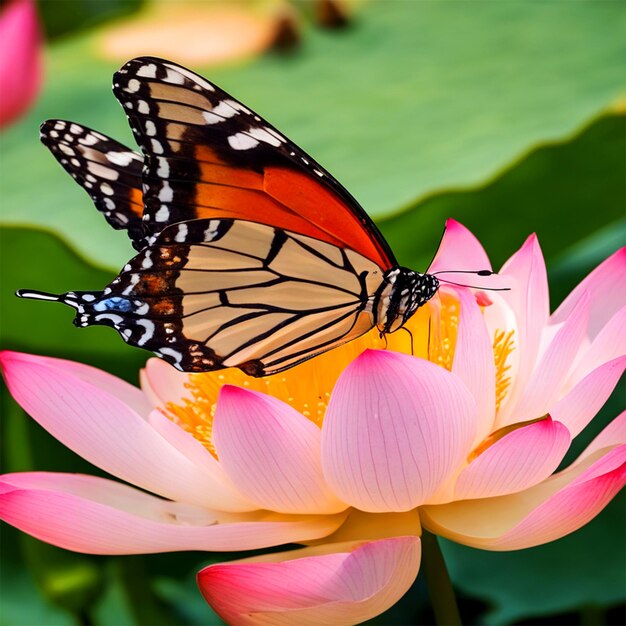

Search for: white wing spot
xmin=160 ymin=347 xmax=183 ymax=366
xmin=137 ymin=100 xmax=150 ymax=114
xmin=175 ymin=224 xmax=188 ymax=242
xmin=79 ymin=134 xmax=98 ymax=146
xmin=136 ymin=63 xmax=157 ymax=78
xmin=204 ymin=220 xmax=221 ymax=241
xmin=158 ymin=181 xmax=173 ymax=202
xmin=228 ymin=132 xmax=259 ymax=150
xmin=154 ymin=205 xmax=170 ymax=222
xmin=107 ymin=151 xmax=135 ymax=167
xmin=202 ymin=111 xmax=223 ymax=125
xmin=248 ymin=127 xmax=282 ymax=147
xmin=127 ymin=79 xmax=140 ymax=93
xmin=122 ymin=274 xmax=140 ymax=296
xmin=94 ymin=313 xmax=124 ymax=325
xmin=135 ymin=320 xmax=156 ymax=346
xmin=164 ymin=68 xmax=185 ymax=84
xmin=145 ymin=120 xmax=157 ymax=136
xmin=100 ymin=183 xmax=114 ymax=195
xmin=151 ymin=139 xmax=164 ymax=154
xmin=165 ymin=63 xmax=214 ymax=91
xmin=156 ymin=157 xmax=169 ymax=178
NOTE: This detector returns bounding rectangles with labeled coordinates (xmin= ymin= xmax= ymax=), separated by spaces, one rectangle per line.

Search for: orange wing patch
xmin=191 ymin=146 xmax=389 ymax=264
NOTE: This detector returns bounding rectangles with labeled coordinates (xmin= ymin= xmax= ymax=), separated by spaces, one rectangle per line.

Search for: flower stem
xmin=421 ymin=529 xmax=462 ymax=626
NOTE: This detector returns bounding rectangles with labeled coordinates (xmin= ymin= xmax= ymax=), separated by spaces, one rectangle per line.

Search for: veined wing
xmin=49 ymin=218 xmax=385 ymax=376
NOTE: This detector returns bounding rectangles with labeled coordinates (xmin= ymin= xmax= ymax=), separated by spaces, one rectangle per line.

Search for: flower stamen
xmin=427 ymin=294 xmax=460 ymax=371
xmin=493 ymin=328 xmax=515 ymax=411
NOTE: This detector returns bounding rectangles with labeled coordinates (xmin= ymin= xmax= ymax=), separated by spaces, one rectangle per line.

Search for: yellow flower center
xmin=164 ymin=293 xmax=516 ymax=456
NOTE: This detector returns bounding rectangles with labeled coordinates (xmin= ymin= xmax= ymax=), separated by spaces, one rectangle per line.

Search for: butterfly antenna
xmin=435 ymin=278 xmax=510 ymax=291
xmin=431 ymin=269 xmax=510 ymax=292
xmin=432 ymin=269 xmax=495 ymax=276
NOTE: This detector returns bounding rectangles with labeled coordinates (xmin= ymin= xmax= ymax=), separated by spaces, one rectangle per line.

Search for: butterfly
xmin=17 ymin=57 xmax=489 ymax=377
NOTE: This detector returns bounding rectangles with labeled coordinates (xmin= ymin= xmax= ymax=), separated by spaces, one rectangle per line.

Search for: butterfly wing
xmin=62 ymin=218 xmax=384 ymax=375
xmin=40 ymin=120 xmax=147 ymax=249
xmin=112 ymin=56 xmax=396 ymax=270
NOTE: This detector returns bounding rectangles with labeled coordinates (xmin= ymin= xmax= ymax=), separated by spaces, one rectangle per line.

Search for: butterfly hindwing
xmin=66 ymin=218 xmax=384 ymax=375
xmin=40 ymin=120 xmax=147 ymax=249
xmin=112 ymin=56 xmax=396 ymax=269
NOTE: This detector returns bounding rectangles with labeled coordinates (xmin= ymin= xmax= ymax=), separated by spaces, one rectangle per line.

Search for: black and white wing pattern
xmin=33 ymin=219 xmax=385 ymax=376
xmin=40 ymin=120 xmax=147 ymax=249
xmin=111 ymin=56 xmax=396 ymax=269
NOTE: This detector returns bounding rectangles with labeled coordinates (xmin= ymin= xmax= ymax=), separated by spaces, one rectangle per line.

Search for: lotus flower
xmin=0 ymin=0 xmax=43 ymax=128
xmin=1 ymin=220 xmax=624 ymax=625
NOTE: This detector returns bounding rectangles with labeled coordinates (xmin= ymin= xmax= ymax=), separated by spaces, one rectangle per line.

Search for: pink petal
xmin=573 ymin=412 xmax=626 ymax=464
xmin=552 ymin=247 xmax=626 ymax=339
xmin=511 ymin=292 xmax=590 ymax=424
xmin=321 ymin=350 xmax=476 ymax=512
xmin=0 ymin=473 xmax=345 ymax=554
xmin=452 ymin=288 xmax=496 ymax=444
xmin=0 ymin=351 xmax=252 ymax=512
xmin=454 ymin=417 xmax=571 ymax=499
xmin=197 ymin=537 xmax=421 ymax=626
xmin=497 ymin=234 xmax=550 ymax=423
xmin=570 ymin=304 xmax=626 ymax=383
xmin=421 ymin=444 xmax=626 ymax=550
xmin=140 ymin=357 xmax=189 ymax=409
xmin=147 ymin=410 xmax=249 ymax=493
xmin=0 ymin=0 xmax=42 ymax=128
xmin=550 ymin=357 xmax=626 ymax=437
xmin=428 ymin=219 xmax=492 ymax=274
xmin=213 ymin=386 xmax=346 ymax=515
xmin=1 ymin=350 xmax=152 ymax=418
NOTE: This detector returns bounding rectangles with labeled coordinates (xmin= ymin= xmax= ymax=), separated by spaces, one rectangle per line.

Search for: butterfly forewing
xmin=112 ymin=56 xmax=396 ymax=269
xmin=40 ymin=120 xmax=147 ymax=249
xmin=69 ymin=218 xmax=384 ymax=375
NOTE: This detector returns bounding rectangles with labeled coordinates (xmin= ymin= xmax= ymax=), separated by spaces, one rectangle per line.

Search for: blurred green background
xmin=1 ymin=1 xmax=624 ymax=624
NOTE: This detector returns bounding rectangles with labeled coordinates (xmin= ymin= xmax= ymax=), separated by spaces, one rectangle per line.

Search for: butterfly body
xmin=17 ymin=57 xmax=442 ymax=376
xmin=372 ymin=268 xmax=439 ymax=335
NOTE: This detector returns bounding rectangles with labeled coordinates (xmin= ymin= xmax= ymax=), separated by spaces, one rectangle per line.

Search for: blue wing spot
xmin=93 ymin=297 xmax=134 ymax=313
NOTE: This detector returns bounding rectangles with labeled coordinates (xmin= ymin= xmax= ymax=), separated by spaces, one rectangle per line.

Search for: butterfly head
xmin=375 ymin=268 xmax=439 ymax=335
